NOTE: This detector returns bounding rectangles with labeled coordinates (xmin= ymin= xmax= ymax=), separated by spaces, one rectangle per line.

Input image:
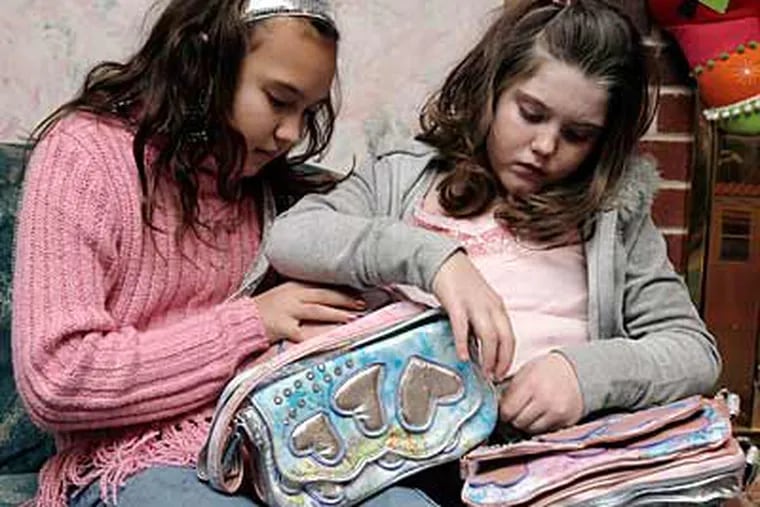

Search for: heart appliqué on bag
xmin=400 ymin=357 xmax=465 ymax=432
xmin=291 ymin=413 xmax=343 ymax=465
xmin=334 ymin=364 xmax=386 ymax=435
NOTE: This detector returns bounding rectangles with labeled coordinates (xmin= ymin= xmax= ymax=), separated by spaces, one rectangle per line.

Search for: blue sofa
xmin=0 ymin=143 xmax=55 ymax=506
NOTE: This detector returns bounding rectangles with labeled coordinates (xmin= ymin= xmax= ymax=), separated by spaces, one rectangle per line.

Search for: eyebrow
xmin=269 ymin=80 xmax=330 ymax=105
xmin=516 ymin=91 xmax=604 ymax=131
xmin=270 ymin=80 xmax=305 ymax=99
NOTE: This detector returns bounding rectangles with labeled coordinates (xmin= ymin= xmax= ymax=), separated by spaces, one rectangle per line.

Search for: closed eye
xmin=266 ymin=92 xmax=295 ymax=111
xmin=519 ymin=104 xmax=546 ymax=124
xmin=562 ymin=126 xmax=600 ymax=144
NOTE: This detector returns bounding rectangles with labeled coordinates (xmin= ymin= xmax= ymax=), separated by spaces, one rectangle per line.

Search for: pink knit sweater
xmin=12 ymin=114 xmax=271 ymax=506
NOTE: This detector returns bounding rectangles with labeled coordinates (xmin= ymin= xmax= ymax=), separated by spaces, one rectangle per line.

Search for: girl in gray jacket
xmin=267 ymin=0 xmax=721 ymax=436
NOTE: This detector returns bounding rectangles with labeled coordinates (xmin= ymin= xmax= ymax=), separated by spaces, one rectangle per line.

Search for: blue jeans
xmin=69 ymin=466 xmax=440 ymax=506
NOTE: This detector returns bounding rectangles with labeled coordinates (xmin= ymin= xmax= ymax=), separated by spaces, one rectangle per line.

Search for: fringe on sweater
xmin=29 ymin=409 xmax=213 ymax=507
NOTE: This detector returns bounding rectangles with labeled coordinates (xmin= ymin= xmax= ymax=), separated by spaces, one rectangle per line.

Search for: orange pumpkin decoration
xmin=648 ymin=0 xmax=760 ymax=132
xmin=695 ymin=41 xmax=760 ymax=108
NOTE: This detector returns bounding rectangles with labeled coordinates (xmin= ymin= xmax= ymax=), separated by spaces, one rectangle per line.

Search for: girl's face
xmin=486 ymin=59 xmax=608 ymax=196
xmin=231 ymin=18 xmax=337 ymax=176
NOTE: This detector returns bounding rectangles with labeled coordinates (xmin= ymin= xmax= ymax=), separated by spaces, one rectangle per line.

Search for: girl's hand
xmin=253 ymin=281 xmax=365 ymax=343
xmin=432 ymin=251 xmax=515 ymax=379
xmin=499 ymin=353 xmax=584 ymax=434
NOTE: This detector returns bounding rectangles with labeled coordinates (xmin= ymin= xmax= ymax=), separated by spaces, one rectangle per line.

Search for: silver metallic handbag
xmin=198 ymin=302 xmax=498 ymax=506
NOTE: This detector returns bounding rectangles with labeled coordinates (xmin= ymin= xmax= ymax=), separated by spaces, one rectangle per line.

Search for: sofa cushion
xmin=0 ymin=143 xmax=54 ymax=475
xmin=0 ymin=473 xmax=38 ymax=507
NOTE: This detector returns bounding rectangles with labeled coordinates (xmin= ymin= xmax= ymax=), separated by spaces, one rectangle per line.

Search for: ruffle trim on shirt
xmin=411 ymin=203 xmax=531 ymax=258
xmin=27 ymin=410 xmax=213 ymax=507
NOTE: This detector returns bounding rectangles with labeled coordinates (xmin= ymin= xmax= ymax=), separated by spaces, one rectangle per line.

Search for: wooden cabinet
xmin=692 ymin=130 xmax=760 ymax=430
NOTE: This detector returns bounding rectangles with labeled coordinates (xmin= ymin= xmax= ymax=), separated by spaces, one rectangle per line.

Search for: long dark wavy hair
xmin=418 ymin=0 xmax=656 ymax=243
xmin=28 ymin=0 xmax=340 ymax=241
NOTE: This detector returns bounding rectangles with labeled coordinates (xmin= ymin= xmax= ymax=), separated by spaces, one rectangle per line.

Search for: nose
xmin=274 ymin=112 xmax=303 ymax=147
xmin=530 ymin=125 xmax=559 ymax=158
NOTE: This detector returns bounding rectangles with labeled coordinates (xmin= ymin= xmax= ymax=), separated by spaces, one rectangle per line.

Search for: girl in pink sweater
xmin=11 ymin=1 xmax=437 ymax=506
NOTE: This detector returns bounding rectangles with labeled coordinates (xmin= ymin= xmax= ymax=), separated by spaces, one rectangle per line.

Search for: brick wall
xmin=642 ymin=36 xmax=695 ymax=273
xmin=623 ymin=1 xmax=697 ymax=273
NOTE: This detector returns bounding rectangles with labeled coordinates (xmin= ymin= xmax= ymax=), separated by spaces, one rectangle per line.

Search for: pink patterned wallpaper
xmin=0 ymin=0 xmax=498 ymax=168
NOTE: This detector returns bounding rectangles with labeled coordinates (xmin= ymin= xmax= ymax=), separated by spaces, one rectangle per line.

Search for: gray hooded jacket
xmin=266 ymin=141 xmax=721 ymax=417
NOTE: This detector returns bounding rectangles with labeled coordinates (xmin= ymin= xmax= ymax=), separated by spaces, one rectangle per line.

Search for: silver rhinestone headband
xmin=242 ymin=0 xmax=336 ymax=29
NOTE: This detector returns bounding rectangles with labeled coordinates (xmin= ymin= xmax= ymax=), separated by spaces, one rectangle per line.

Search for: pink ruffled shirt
xmin=408 ymin=202 xmax=590 ymax=377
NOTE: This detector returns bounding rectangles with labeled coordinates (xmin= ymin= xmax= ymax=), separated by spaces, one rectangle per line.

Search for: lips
xmin=512 ymin=162 xmax=545 ymax=183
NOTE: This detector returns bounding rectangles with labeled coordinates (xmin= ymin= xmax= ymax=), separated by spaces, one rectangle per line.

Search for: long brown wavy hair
xmin=418 ymin=0 xmax=657 ymax=243
xmin=28 ymin=0 xmax=340 ymax=241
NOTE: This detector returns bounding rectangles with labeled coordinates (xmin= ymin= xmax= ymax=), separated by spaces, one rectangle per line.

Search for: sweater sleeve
xmin=558 ymin=212 xmax=721 ymax=416
xmin=267 ymin=153 xmax=461 ymax=292
xmin=11 ymin=125 xmax=269 ymax=432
